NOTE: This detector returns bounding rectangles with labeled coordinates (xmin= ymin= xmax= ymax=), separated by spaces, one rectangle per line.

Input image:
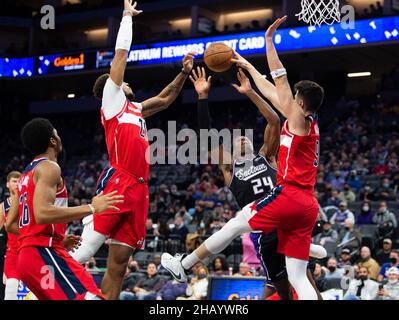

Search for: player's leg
xmin=162 ymin=208 xmax=253 ymax=281
xmin=70 ymin=215 xmax=107 ymax=264
xmin=101 ymin=242 xmax=133 ymax=300
xmin=285 ymin=256 xmax=318 ymax=300
xmin=4 ymin=278 xmax=19 ymax=300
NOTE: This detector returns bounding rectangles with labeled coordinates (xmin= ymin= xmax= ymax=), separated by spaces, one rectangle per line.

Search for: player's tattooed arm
xmin=5 ymin=189 xmax=20 ymax=235
xmin=141 ymin=51 xmax=196 ymax=118
xmin=265 ymin=16 xmax=307 ymax=135
xmin=33 ymin=161 xmax=123 ymax=224
xmin=110 ymin=1 xmax=142 ymax=86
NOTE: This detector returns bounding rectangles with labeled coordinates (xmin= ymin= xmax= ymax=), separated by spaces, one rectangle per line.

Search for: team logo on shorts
xmin=114 ymin=178 xmax=120 ymax=184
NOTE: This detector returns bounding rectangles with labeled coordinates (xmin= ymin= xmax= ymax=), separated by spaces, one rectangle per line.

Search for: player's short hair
xmin=7 ymin=171 xmax=21 ymax=182
xmin=93 ymin=73 xmax=109 ymax=100
xmin=294 ymin=80 xmax=325 ymax=113
xmin=21 ymin=118 xmax=55 ymax=155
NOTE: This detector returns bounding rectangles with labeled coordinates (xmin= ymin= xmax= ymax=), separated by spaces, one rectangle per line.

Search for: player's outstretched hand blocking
xmin=232 ymin=68 xmax=252 ymax=94
xmin=124 ymin=0 xmax=143 ymax=16
xmin=182 ymin=51 xmax=198 ymax=74
xmin=231 ymin=51 xmax=253 ymax=71
xmin=190 ymin=66 xmax=211 ymax=98
xmin=265 ymin=15 xmax=287 ymax=39
xmin=91 ymin=190 xmax=124 ymax=213
xmin=63 ymin=234 xmax=82 ymax=252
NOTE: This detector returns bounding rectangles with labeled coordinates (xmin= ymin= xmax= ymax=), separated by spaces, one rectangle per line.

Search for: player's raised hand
xmin=182 ymin=51 xmax=198 ymax=74
xmin=190 ymin=66 xmax=211 ymax=99
xmin=231 ymin=51 xmax=253 ymax=71
xmin=63 ymin=234 xmax=82 ymax=252
xmin=91 ymin=190 xmax=124 ymax=213
xmin=124 ymin=0 xmax=143 ymax=16
xmin=265 ymin=15 xmax=287 ymax=39
xmin=232 ymin=68 xmax=252 ymax=94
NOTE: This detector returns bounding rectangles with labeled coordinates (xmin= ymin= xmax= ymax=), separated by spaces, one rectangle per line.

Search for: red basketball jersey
xmin=101 ymin=99 xmax=149 ymax=179
xmin=277 ymin=116 xmax=320 ymax=190
xmin=1 ymin=198 xmax=20 ymax=251
xmin=17 ymin=157 xmax=68 ymax=249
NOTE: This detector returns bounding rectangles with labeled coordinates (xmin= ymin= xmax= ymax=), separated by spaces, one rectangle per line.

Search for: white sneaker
xmin=309 ymin=244 xmax=327 ymax=259
xmin=161 ymin=253 xmax=188 ymax=283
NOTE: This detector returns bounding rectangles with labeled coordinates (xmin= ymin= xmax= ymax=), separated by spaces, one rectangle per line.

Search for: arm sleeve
xmin=102 ymin=78 xmax=127 ymax=120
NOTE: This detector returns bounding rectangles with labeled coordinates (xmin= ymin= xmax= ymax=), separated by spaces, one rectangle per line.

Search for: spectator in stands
xmin=377 ymin=250 xmax=399 ymax=282
xmin=330 ymin=201 xmax=355 ymax=229
xmin=314 ymin=221 xmax=339 ymax=247
xmin=376 ymin=238 xmax=393 ymax=265
xmin=85 ymin=257 xmax=100 ymax=274
xmin=153 ymin=254 xmax=166 ymax=273
xmin=132 ymin=262 xmax=165 ymax=300
xmin=347 ymin=170 xmax=362 ymax=192
xmin=331 ymin=171 xmax=345 ymax=191
xmin=175 ymin=205 xmax=193 ymax=226
xmin=66 ymin=219 xmax=83 ymax=235
xmin=338 ymin=219 xmax=362 ymax=253
xmin=210 ymin=256 xmax=230 ymax=276
xmin=313 ymin=263 xmax=327 ymax=292
xmin=323 ymin=258 xmax=345 ymax=280
xmin=234 ymin=262 xmax=253 ymax=277
xmin=343 ymin=266 xmax=379 ymax=300
xmin=375 ymin=178 xmax=397 ymax=201
xmin=338 ymin=248 xmax=353 ymax=268
xmin=378 ymin=267 xmax=399 ymax=300
xmin=338 ymin=184 xmax=356 ymax=203
xmin=373 ymin=160 xmax=389 ymax=176
xmin=156 ymin=279 xmax=187 ymax=300
xmin=170 ymin=216 xmax=189 ymax=243
xmin=177 ymin=264 xmax=209 ymax=300
xmin=241 ymin=233 xmax=260 ymax=270
xmin=154 ymin=218 xmax=171 ymax=240
xmin=146 ymin=218 xmax=155 ymax=236
xmin=359 ymin=185 xmax=374 ymax=202
xmin=356 ymin=201 xmax=375 ymax=225
xmin=357 ymin=246 xmax=380 ymax=280
xmin=119 ymin=262 xmax=143 ymax=300
xmin=373 ymin=201 xmax=398 ymax=241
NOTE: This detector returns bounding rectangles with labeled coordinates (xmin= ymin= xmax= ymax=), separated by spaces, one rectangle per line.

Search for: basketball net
xmin=296 ymin=0 xmax=341 ymax=26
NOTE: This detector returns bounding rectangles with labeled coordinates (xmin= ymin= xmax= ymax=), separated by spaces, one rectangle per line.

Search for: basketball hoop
xmin=296 ymin=0 xmax=341 ymax=27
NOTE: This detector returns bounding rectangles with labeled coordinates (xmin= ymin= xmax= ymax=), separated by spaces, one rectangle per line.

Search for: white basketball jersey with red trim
xmin=277 ymin=116 xmax=320 ymax=190
xmin=101 ymin=99 xmax=149 ymax=178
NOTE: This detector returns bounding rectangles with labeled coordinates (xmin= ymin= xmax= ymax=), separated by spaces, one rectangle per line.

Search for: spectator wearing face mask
xmin=314 ymin=221 xmax=339 ymax=247
xmin=329 ymin=201 xmax=355 ymax=230
xmin=177 ymin=265 xmax=209 ymax=300
xmin=85 ymin=257 xmax=100 ymax=274
xmin=374 ymin=178 xmax=397 ymax=201
xmin=378 ymin=267 xmax=399 ymax=300
xmin=357 ymin=246 xmax=380 ymax=280
xmin=356 ymin=201 xmax=375 ymax=225
xmin=338 ymin=219 xmax=362 ymax=252
xmin=376 ymin=239 xmax=393 ymax=265
xmin=373 ymin=201 xmax=398 ymax=240
xmin=343 ymin=266 xmax=379 ymax=300
xmin=347 ymin=170 xmax=362 ymax=192
xmin=323 ymin=257 xmax=345 ymax=280
xmin=313 ymin=263 xmax=327 ymax=292
xmin=326 ymin=190 xmax=341 ymax=207
xmin=338 ymin=184 xmax=356 ymax=203
xmin=331 ymin=171 xmax=345 ymax=191
xmin=377 ymin=250 xmax=399 ymax=282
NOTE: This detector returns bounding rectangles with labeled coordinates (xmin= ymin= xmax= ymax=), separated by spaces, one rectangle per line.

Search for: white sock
xmin=309 ymin=244 xmax=327 ymax=259
xmin=4 ymin=278 xmax=19 ymax=300
xmin=182 ymin=252 xmax=200 ymax=270
xmin=70 ymin=216 xmax=107 ymax=264
xmin=286 ymin=256 xmax=318 ymax=300
xmin=182 ymin=211 xmax=252 ymax=270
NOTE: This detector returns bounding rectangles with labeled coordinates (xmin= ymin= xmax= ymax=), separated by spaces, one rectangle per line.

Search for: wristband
xmin=270 ymin=68 xmax=287 ymax=80
xmin=123 ymin=9 xmax=133 ymax=16
xmin=88 ymin=204 xmax=96 ymax=214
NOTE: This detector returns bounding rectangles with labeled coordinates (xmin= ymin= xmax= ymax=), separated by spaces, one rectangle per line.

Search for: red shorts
xmin=93 ymin=166 xmax=149 ymax=250
xmin=243 ymin=184 xmax=318 ymax=261
xmin=17 ymin=246 xmax=104 ymax=300
xmin=3 ymin=248 xmax=19 ymax=282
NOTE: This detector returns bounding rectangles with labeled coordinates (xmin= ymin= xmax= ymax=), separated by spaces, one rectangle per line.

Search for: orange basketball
xmin=204 ymin=42 xmax=234 ymax=73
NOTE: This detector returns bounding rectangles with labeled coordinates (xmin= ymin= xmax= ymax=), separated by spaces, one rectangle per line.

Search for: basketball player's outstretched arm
xmin=32 ymin=161 xmax=124 ymax=224
xmin=190 ymin=66 xmax=233 ymax=183
xmin=265 ymin=16 xmax=308 ymax=135
xmin=232 ymin=68 xmax=280 ymax=165
xmin=141 ymin=52 xmax=196 ymax=118
xmin=231 ymin=52 xmax=280 ymax=110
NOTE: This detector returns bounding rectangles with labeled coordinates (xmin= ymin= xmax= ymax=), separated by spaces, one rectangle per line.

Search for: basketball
xmin=204 ymin=42 xmax=234 ymax=72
